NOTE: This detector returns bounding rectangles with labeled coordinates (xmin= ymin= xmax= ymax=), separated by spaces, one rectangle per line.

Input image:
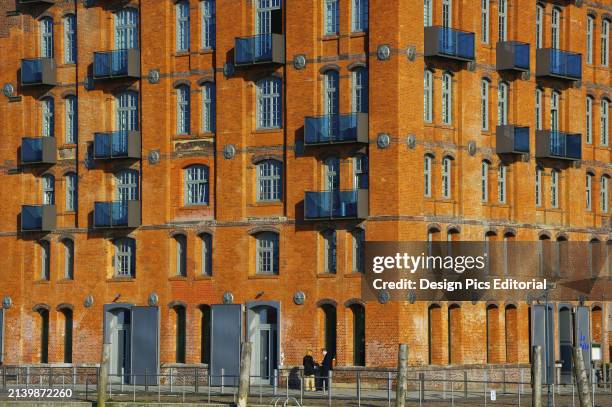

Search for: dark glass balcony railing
xmin=93 ymin=49 xmax=140 ymax=79
xmin=21 ymin=137 xmax=56 ymax=164
xmin=304 ymin=189 xmax=369 ymax=220
xmin=304 ymin=113 xmax=368 ymax=145
xmin=21 ymin=58 xmax=56 ymax=86
xmin=496 ymin=41 xmax=530 ymax=71
xmin=17 ymin=0 xmax=55 ymax=5
xmin=424 ymin=26 xmax=475 ymax=61
xmin=93 ymin=130 xmax=141 ymax=159
xmin=234 ymin=33 xmax=285 ymax=66
xmin=536 ymin=48 xmax=582 ymax=81
xmin=496 ymin=125 xmax=530 ymax=154
xmin=21 ymin=204 xmax=56 ymax=232
xmin=536 ymin=130 xmax=581 ymax=161
xmin=94 ymin=200 xmax=141 ymax=228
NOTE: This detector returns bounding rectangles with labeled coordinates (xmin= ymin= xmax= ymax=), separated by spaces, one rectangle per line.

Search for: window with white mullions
xmin=257 ymin=160 xmax=282 ymax=201
xmin=442 ymin=156 xmax=452 ymax=199
xmin=201 ymin=82 xmax=216 ymax=133
xmin=550 ymin=91 xmax=560 ymax=132
xmin=256 ymin=232 xmax=279 ymax=274
xmin=40 ymin=17 xmax=54 ymax=58
xmin=601 ymin=99 xmax=609 ymax=146
xmin=551 ymin=169 xmax=559 ymax=208
xmin=176 ymin=0 xmax=190 ymax=52
xmin=325 ymin=156 xmax=340 ymax=191
xmin=481 ymin=160 xmax=489 ymax=203
xmin=115 ymin=169 xmax=139 ymax=202
xmin=498 ymin=164 xmax=507 ymax=204
xmin=602 ymin=20 xmax=609 ymax=67
xmin=42 ymin=174 xmax=55 ymax=205
xmin=65 ymin=96 xmax=77 ymax=144
xmin=65 ymin=172 xmax=77 ymax=212
xmin=322 ymin=229 xmax=337 ymax=274
xmin=586 ymin=96 xmax=593 ymax=144
xmin=498 ymin=0 xmax=507 ymax=42
xmin=535 ymin=166 xmax=543 ymax=207
xmin=201 ymin=0 xmax=216 ymax=49
xmin=424 ymin=0 xmax=432 ymax=27
xmin=324 ymin=0 xmax=339 ymax=35
xmin=587 ymin=15 xmax=594 ymax=65
xmin=481 ymin=0 xmax=490 ymax=44
xmin=424 ymin=70 xmax=433 ymax=122
xmin=551 ymin=8 xmax=561 ymax=49
xmin=586 ymin=172 xmax=593 ymax=211
xmin=176 ymin=85 xmax=191 ymax=134
xmin=184 ymin=165 xmax=209 ymax=205
xmin=535 ymin=88 xmax=543 ymax=130
xmin=257 ymin=77 xmax=282 ymax=129
xmin=115 ymin=91 xmax=139 ymax=131
xmin=256 ymin=0 xmax=281 ymax=34
xmin=481 ymin=79 xmax=489 ymax=130
xmin=442 ymin=73 xmax=452 ymax=125
xmin=114 ymin=8 xmax=138 ymax=50
xmin=114 ymin=238 xmax=135 ymax=277
xmin=353 ymin=154 xmax=368 ymax=189
xmin=352 ymin=68 xmax=368 ymax=113
xmin=324 ymin=70 xmax=339 ymax=136
xmin=601 ymin=176 xmax=610 ymax=213
xmin=63 ymin=14 xmax=76 ymax=63
xmin=352 ymin=0 xmax=368 ymax=32
xmin=442 ymin=0 xmax=452 ymax=28
xmin=535 ymin=4 xmax=544 ymax=49
xmin=424 ymin=154 xmax=433 ymax=198
xmin=42 ymin=97 xmax=55 ymax=138
xmin=497 ymin=82 xmax=509 ymax=126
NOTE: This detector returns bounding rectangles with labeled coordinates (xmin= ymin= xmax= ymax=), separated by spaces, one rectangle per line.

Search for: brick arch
xmin=316 ymin=298 xmax=338 ymax=307
xmin=33 ymin=303 xmax=50 ymax=312
xmin=168 ymin=230 xmax=188 ymax=238
xmin=251 ymin=154 xmax=283 ymax=164
xmin=343 ymin=298 xmax=365 ymax=308
xmin=56 ymin=303 xmax=74 ymax=311
xmin=248 ymin=226 xmax=280 ymax=235
xmin=504 ymin=303 xmax=519 ymax=363
xmin=196 ymin=77 xmax=215 ymax=86
xmin=319 ymin=64 xmax=341 ymax=74
xmin=172 ymin=79 xmax=191 ymax=88
xmin=347 ymin=61 xmax=366 ymax=71
xmin=196 ymin=226 xmax=215 ymax=236
xmin=168 ymin=300 xmax=187 ymax=309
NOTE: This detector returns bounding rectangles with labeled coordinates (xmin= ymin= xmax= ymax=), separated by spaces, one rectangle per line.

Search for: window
xmin=350 ymin=304 xmax=366 ymax=366
xmin=353 ymin=154 xmax=368 ymax=189
xmin=324 ymin=70 xmax=339 ymax=121
xmin=498 ymin=0 xmax=507 ymax=42
xmin=40 ymin=241 xmax=50 ymax=280
xmin=38 ymin=308 xmax=49 ymax=363
xmin=535 ymin=166 xmax=543 ymax=207
xmin=65 ymin=96 xmax=77 ymax=144
xmin=184 ymin=165 xmax=209 ymax=205
xmin=257 ymin=160 xmax=282 ymax=201
xmin=481 ymin=160 xmax=489 ymax=202
xmin=63 ymin=239 xmax=74 ymax=280
xmin=42 ymin=174 xmax=55 ymax=205
xmin=201 ymin=82 xmax=216 ymax=133
xmin=177 ymin=85 xmax=191 ymax=134
xmin=586 ymin=96 xmax=593 ymax=144
xmin=424 ymin=70 xmax=433 ymax=122
xmin=551 ymin=91 xmax=560 ymax=131
xmin=497 ymin=82 xmax=509 ymax=126
xmin=63 ymin=14 xmax=76 ymax=63
xmin=173 ymin=306 xmax=186 ymax=363
xmin=201 ymin=233 xmax=212 ymax=276
xmin=175 ymin=235 xmax=187 ymax=277
xmin=59 ymin=308 xmax=73 ymax=363
xmin=322 ymin=229 xmax=337 ymax=274
xmin=115 ymin=169 xmax=139 ymax=201
xmin=176 ymin=0 xmax=190 ymax=51
xmin=481 ymin=0 xmax=490 ymax=43
xmin=114 ymin=237 xmax=135 ymax=277
xmin=587 ymin=16 xmax=594 ymax=65
xmin=352 ymin=0 xmax=368 ymax=32
xmin=201 ymin=0 xmax=216 ymax=49
xmin=352 ymin=228 xmax=365 ymax=273
xmin=481 ymin=79 xmax=489 ymax=130
xmin=256 ymin=232 xmax=279 ymax=274
xmin=115 ymin=8 xmax=138 ymax=49
xmin=442 ymin=156 xmax=452 ymax=199
xmin=551 ymin=8 xmax=560 ymax=49
xmin=586 ymin=172 xmax=593 ymax=211
xmin=601 ymin=99 xmax=609 ymax=146
xmin=551 ymin=170 xmax=559 ymax=208
xmin=442 ymin=73 xmax=452 ymax=125
xmin=65 ymin=172 xmax=77 ymax=212
xmin=498 ymin=164 xmax=507 ymax=204
xmin=424 ymin=154 xmax=433 ymax=197
xmin=116 ymin=91 xmax=138 ymax=131
xmin=601 ymin=176 xmax=609 ymax=213
xmin=40 ymin=17 xmax=53 ymax=58
xmin=255 ymin=0 xmax=281 ymax=35
xmin=535 ymin=88 xmax=543 ymax=130
xmin=325 ymin=156 xmax=340 ymax=190
xmin=324 ymin=0 xmax=339 ymax=35
xmin=535 ymin=4 xmax=543 ymax=49
xmin=424 ymin=0 xmax=432 ymax=27
xmin=352 ymin=68 xmax=368 ymax=113
xmin=442 ymin=0 xmax=452 ymax=28
xmin=257 ymin=77 xmax=282 ymax=129
xmin=602 ymin=20 xmax=609 ymax=67
xmin=42 ymin=97 xmax=54 ymax=138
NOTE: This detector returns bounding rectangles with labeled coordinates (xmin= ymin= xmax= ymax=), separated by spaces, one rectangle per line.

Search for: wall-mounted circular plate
xmin=293 ymin=291 xmax=306 ymax=305
xmin=377 ymin=133 xmax=391 ymax=149
xmin=223 ymin=291 xmax=234 ymax=304
xmin=377 ymin=45 xmax=391 ymax=61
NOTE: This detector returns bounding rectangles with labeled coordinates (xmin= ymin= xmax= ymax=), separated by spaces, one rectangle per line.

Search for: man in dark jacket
xmin=320 ymin=349 xmax=334 ymax=391
xmin=302 ymin=349 xmax=316 ymax=391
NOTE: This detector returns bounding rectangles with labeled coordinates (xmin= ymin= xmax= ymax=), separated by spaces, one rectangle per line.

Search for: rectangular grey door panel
xmin=575 ymin=306 xmax=591 ymax=378
xmin=211 ymin=304 xmax=242 ymax=387
xmin=531 ymin=305 xmax=554 ymax=384
xmin=131 ymin=306 xmax=159 ymax=385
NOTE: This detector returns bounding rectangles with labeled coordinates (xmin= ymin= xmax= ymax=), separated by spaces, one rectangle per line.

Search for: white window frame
xmin=322 ymin=229 xmax=337 ymax=274
xmin=177 ymin=85 xmax=191 ymax=134
xmin=176 ymin=0 xmax=190 ymax=52
xmin=353 ymin=154 xmax=368 ymax=189
xmin=65 ymin=96 xmax=77 ymax=144
xmin=115 ymin=169 xmax=139 ymax=201
xmin=201 ymin=82 xmax=215 ymax=133
xmin=601 ymin=176 xmax=610 ymax=213
xmin=586 ymin=172 xmax=593 ymax=211
xmin=201 ymin=0 xmax=216 ymax=50
xmin=63 ymin=14 xmax=76 ymax=63
xmin=40 ymin=17 xmax=54 ymax=59
xmin=352 ymin=0 xmax=368 ymax=32
xmin=498 ymin=164 xmax=507 ymax=204
xmin=481 ymin=0 xmax=490 ymax=44
xmin=63 ymin=239 xmax=74 ymax=280
xmin=424 ymin=0 xmax=433 ymax=27
xmin=324 ymin=0 xmax=339 ymax=35
xmin=114 ymin=238 xmax=135 ymax=277
xmin=535 ymin=167 xmax=543 ymax=207
xmin=442 ymin=73 xmax=452 ymax=125
xmin=184 ymin=165 xmax=209 ymax=205
xmin=424 ymin=70 xmax=433 ymax=122
xmin=551 ymin=170 xmax=559 ymax=208
xmin=481 ymin=161 xmax=489 ymax=203
xmin=497 ymin=82 xmax=509 ymax=126
xmin=257 ymin=160 xmax=282 ymax=201
xmin=201 ymin=233 xmax=212 ymax=276
xmin=65 ymin=172 xmax=77 ymax=212
xmin=481 ymin=79 xmax=489 ymax=130
xmin=442 ymin=156 xmax=452 ymax=199
xmin=602 ymin=19 xmax=609 ymax=67
xmin=256 ymin=232 xmax=279 ymax=274
xmin=114 ymin=8 xmax=138 ymax=50
xmin=115 ymin=91 xmax=138 ymax=131
xmin=551 ymin=91 xmax=560 ymax=132
xmin=601 ymin=99 xmax=609 ymax=146
xmin=424 ymin=155 xmax=433 ymax=198
xmin=586 ymin=96 xmax=593 ymax=144
xmin=257 ymin=77 xmax=282 ymax=129
xmin=551 ymin=7 xmax=561 ymax=49
xmin=536 ymin=4 xmax=544 ymax=49
xmin=535 ymin=88 xmax=543 ymax=130
xmin=442 ymin=0 xmax=452 ymax=28
xmin=586 ymin=15 xmax=594 ymax=65
xmin=42 ymin=97 xmax=54 ymax=138
xmin=498 ymin=0 xmax=507 ymax=42
xmin=42 ymin=174 xmax=55 ymax=205
xmin=352 ymin=67 xmax=368 ymax=113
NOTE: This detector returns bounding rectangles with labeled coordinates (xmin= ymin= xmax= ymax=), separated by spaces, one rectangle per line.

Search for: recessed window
xmin=601 ymin=99 xmax=609 ymax=146
xmin=551 ymin=8 xmax=561 ymax=49
xmin=114 ymin=237 xmax=136 ymax=277
xmin=176 ymin=85 xmax=191 ymax=134
xmin=115 ymin=169 xmax=139 ymax=201
xmin=324 ymin=0 xmax=339 ymax=35
xmin=175 ymin=235 xmax=187 ymax=277
xmin=352 ymin=228 xmax=365 ymax=273
xmin=551 ymin=170 xmax=559 ymax=208
xmin=481 ymin=0 xmax=490 ymax=44
xmin=586 ymin=172 xmax=593 ymax=211
xmin=42 ymin=97 xmax=55 ymax=138
xmin=65 ymin=96 xmax=77 ymax=144
xmin=63 ymin=14 xmax=76 ymax=63
xmin=257 ymin=160 xmax=282 ymax=202
xmin=40 ymin=17 xmax=54 ymax=59
xmin=442 ymin=73 xmax=452 ymax=125
xmin=352 ymin=67 xmax=368 ymax=113
xmin=256 ymin=232 xmax=279 ymax=274
xmin=498 ymin=164 xmax=507 ymax=204
xmin=322 ymin=229 xmax=337 ymax=274
xmin=424 ymin=0 xmax=432 ymax=27
xmin=65 ymin=172 xmax=77 ymax=212
xmin=601 ymin=176 xmax=609 ymax=213
xmin=114 ymin=8 xmax=138 ymax=49
xmin=424 ymin=70 xmax=433 ymax=122
xmin=442 ymin=0 xmax=452 ymax=28
xmin=602 ymin=20 xmax=609 ymax=67
xmin=481 ymin=160 xmax=489 ymax=203
xmin=201 ymin=82 xmax=216 ymax=133
xmin=115 ymin=91 xmax=139 ymax=131
xmin=442 ymin=156 xmax=452 ymax=199
xmin=535 ymin=88 xmax=543 ymax=131
xmin=184 ymin=165 xmax=209 ymax=206
xmin=176 ymin=0 xmax=190 ymax=52
xmin=353 ymin=154 xmax=368 ymax=189
xmin=587 ymin=15 xmax=594 ymax=65
xmin=498 ymin=0 xmax=507 ymax=42
xmin=201 ymin=0 xmax=216 ymax=50
xmin=257 ymin=77 xmax=282 ymax=129
xmin=481 ymin=79 xmax=489 ymax=131
xmin=535 ymin=166 xmax=543 ymax=207
xmin=40 ymin=240 xmax=50 ymax=281
xmin=42 ymin=174 xmax=55 ymax=205
xmin=201 ymin=233 xmax=212 ymax=276
xmin=550 ymin=91 xmax=560 ymax=131
xmin=497 ymin=82 xmax=509 ymax=126
xmin=586 ymin=96 xmax=593 ymax=144
xmin=535 ymin=4 xmax=543 ymax=49
xmin=63 ymin=239 xmax=74 ymax=280
xmin=351 ymin=0 xmax=368 ymax=32
xmin=424 ymin=154 xmax=433 ymax=198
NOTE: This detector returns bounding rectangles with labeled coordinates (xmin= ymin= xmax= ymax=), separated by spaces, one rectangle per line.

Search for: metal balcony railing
xmin=21 ymin=137 xmax=56 ymax=164
xmin=234 ymin=33 xmax=285 ymax=65
xmin=304 ymin=113 xmax=368 ymax=145
xmin=496 ymin=41 xmax=530 ymax=71
xmin=496 ymin=125 xmax=530 ymax=154
xmin=536 ymin=48 xmax=582 ymax=81
xmin=20 ymin=58 xmax=56 ymax=86
xmin=424 ymin=26 xmax=475 ymax=61
xmin=93 ymin=131 xmax=141 ymax=159
xmin=93 ymin=200 xmax=141 ymax=228
xmin=93 ymin=49 xmax=140 ymax=79
xmin=536 ymin=130 xmax=582 ymax=160
xmin=304 ymin=189 xmax=368 ymax=220
xmin=21 ymin=204 xmax=56 ymax=232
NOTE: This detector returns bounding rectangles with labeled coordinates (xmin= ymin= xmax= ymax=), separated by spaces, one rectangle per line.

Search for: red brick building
xmin=0 ymin=0 xmax=609 ymax=382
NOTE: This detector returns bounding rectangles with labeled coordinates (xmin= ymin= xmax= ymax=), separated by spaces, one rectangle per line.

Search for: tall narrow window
xmin=424 ymin=154 xmax=433 ymax=197
xmin=551 ymin=8 xmax=560 ymax=49
xmin=175 ymin=235 xmax=187 ymax=277
xmin=601 ymin=176 xmax=609 ymax=213
xmin=586 ymin=172 xmax=593 ymax=211
xmin=257 ymin=159 xmax=282 ymax=201
xmin=353 ymin=154 xmax=368 ymax=189
xmin=114 ymin=237 xmax=136 ymax=277
xmin=442 ymin=0 xmax=452 ymax=28
xmin=535 ymin=167 xmax=543 ymax=207
xmin=602 ymin=20 xmax=609 ymax=67
xmin=424 ymin=0 xmax=432 ymax=27
xmin=324 ymin=70 xmax=340 ymax=134
xmin=481 ymin=0 xmax=490 ymax=44
xmin=257 ymin=77 xmax=282 ymax=129
xmin=65 ymin=96 xmax=77 ymax=144
xmin=442 ymin=73 xmax=452 ymax=125
xmin=481 ymin=79 xmax=489 ymax=130
xmin=65 ymin=172 xmax=77 ymax=212
xmin=551 ymin=91 xmax=560 ymax=132
xmin=201 ymin=82 xmax=216 ymax=133
xmin=63 ymin=14 xmax=76 ymax=63
xmin=324 ymin=0 xmax=339 ymax=35
xmin=115 ymin=169 xmax=139 ymax=201
xmin=322 ymin=229 xmax=337 ymax=274
xmin=324 ymin=156 xmax=340 ymax=190
xmin=116 ymin=91 xmax=138 ymax=131
xmin=201 ymin=0 xmax=216 ymax=49
xmin=551 ymin=170 xmax=559 ymax=208
xmin=587 ymin=16 xmax=594 ymax=65
xmin=352 ymin=68 xmax=368 ymax=113
xmin=535 ymin=4 xmax=543 ymax=49
xmin=114 ymin=8 xmax=138 ymax=49
xmin=497 ymin=82 xmax=509 ymax=126
xmin=350 ymin=304 xmax=366 ymax=366
xmin=481 ymin=160 xmax=489 ymax=202
xmin=535 ymin=88 xmax=543 ymax=130
xmin=352 ymin=0 xmax=368 ymax=32
xmin=177 ymin=84 xmax=191 ymax=134
xmin=424 ymin=70 xmax=433 ymax=122
xmin=173 ymin=306 xmax=186 ymax=363
xmin=498 ymin=0 xmax=507 ymax=42
xmin=352 ymin=228 xmax=365 ymax=273
xmin=40 ymin=241 xmax=50 ymax=280
xmin=176 ymin=0 xmax=190 ymax=51
xmin=256 ymin=232 xmax=279 ymax=274
xmin=40 ymin=17 xmax=54 ymax=58
xmin=184 ymin=165 xmax=209 ymax=205
xmin=601 ymin=99 xmax=609 ymax=146
xmin=201 ymin=233 xmax=212 ymax=276
xmin=42 ymin=97 xmax=55 ymax=138
xmin=60 ymin=309 xmax=73 ymax=363
xmin=42 ymin=174 xmax=55 ymax=205
xmin=255 ymin=0 xmax=281 ymax=36
xmin=442 ymin=156 xmax=452 ymax=199
xmin=38 ymin=309 xmax=49 ymax=363
xmin=498 ymin=164 xmax=507 ymax=204
xmin=586 ymin=96 xmax=593 ymax=144
xmin=63 ymin=239 xmax=74 ymax=280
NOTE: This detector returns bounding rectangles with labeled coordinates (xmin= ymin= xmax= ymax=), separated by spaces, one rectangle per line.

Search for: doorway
xmin=249 ymin=305 xmax=279 ymax=384
xmin=108 ymin=308 xmax=131 ymax=383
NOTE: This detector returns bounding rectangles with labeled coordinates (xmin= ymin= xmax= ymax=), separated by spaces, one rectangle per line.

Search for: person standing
xmin=320 ymin=349 xmax=334 ymax=391
xmin=302 ymin=349 xmax=316 ymax=391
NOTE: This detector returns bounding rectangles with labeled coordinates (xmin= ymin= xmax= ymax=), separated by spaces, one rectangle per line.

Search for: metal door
xmin=210 ymin=304 xmax=242 ymax=386
xmin=559 ymin=306 xmax=573 ymax=384
xmin=131 ymin=306 xmax=159 ymax=385
xmin=531 ymin=304 xmax=555 ymax=384
xmin=575 ymin=306 xmax=591 ymax=378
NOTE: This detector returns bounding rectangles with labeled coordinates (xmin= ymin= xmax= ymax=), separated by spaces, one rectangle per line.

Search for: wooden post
xmin=395 ymin=343 xmax=408 ymax=407
xmin=532 ymin=346 xmax=542 ymax=407
xmin=572 ymin=346 xmax=592 ymax=407
xmin=237 ymin=342 xmax=252 ymax=407
xmin=97 ymin=343 xmax=110 ymax=407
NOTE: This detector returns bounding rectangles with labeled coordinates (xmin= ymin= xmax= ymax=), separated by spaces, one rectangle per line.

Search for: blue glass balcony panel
xmin=304 ymin=113 xmax=368 ymax=145
xmin=304 ymin=190 xmax=367 ymax=219
xmin=234 ymin=34 xmax=284 ymax=65
xmin=21 ymin=58 xmax=56 ymax=86
xmin=425 ymin=26 xmax=475 ymax=61
xmin=536 ymin=48 xmax=582 ymax=80
xmin=93 ymin=131 xmax=139 ymax=159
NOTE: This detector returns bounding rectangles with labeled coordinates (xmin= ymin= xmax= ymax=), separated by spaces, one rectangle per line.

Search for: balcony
xmin=304 ymin=189 xmax=369 ymax=220
xmin=93 ymin=200 xmax=141 ymax=228
xmin=536 ymin=48 xmax=582 ymax=81
xmin=20 ymin=58 xmax=56 ymax=86
xmin=496 ymin=41 xmax=530 ymax=72
xmin=304 ymin=113 xmax=368 ymax=146
xmin=21 ymin=205 xmax=56 ymax=232
xmin=21 ymin=137 xmax=56 ymax=165
xmin=93 ymin=49 xmax=140 ymax=80
xmin=17 ymin=0 xmax=55 ymax=4
xmin=496 ymin=125 xmax=530 ymax=154
xmin=536 ymin=130 xmax=581 ymax=161
xmin=234 ymin=34 xmax=285 ymax=66
xmin=93 ymin=131 xmax=141 ymax=160
xmin=424 ymin=26 xmax=475 ymax=62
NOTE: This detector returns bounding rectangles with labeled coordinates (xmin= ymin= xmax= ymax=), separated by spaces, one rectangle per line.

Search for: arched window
xmin=535 ymin=88 xmax=543 ymax=130
xmin=257 ymin=77 xmax=282 ymax=129
xmin=40 ymin=240 xmax=51 ymax=280
xmin=114 ymin=8 xmax=138 ymax=49
xmin=256 ymin=232 xmax=279 ymax=274
xmin=42 ymin=174 xmax=55 ymax=205
xmin=42 ymin=97 xmax=54 ymax=138
xmin=587 ymin=15 xmax=595 ymax=64
xmin=115 ymin=91 xmax=138 ymax=131
xmin=176 ymin=84 xmax=191 ymax=134
xmin=65 ymin=172 xmax=77 ymax=212
xmin=601 ymin=98 xmax=609 ymax=146
xmin=257 ymin=160 xmax=282 ymax=201
xmin=442 ymin=73 xmax=452 ymax=125
xmin=586 ymin=96 xmax=593 ymax=144
xmin=428 ymin=304 xmax=443 ymax=364
xmin=37 ymin=308 xmax=50 ymax=363
xmin=201 ymin=0 xmax=216 ymax=49
xmin=424 ymin=69 xmax=434 ymax=122
xmin=424 ymin=0 xmax=432 ymax=27
xmin=321 ymin=229 xmax=337 ymax=274
xmin=324 ymin=156 xmax=340 ymax=190
xmin=323 ymin=70 xmax=339 ymax=137
xmin=497 ymin=82 xmax=509 ymax=126
xmin=424 ymin=154 xmax=433 ymax=197
xmin=551 ymin=7 xmax=561 ymax=49
xmin=40 ymin=17 xmax=54 ymax=58
xmin=175 ymin=234 xmax=187 ymax=276
xmin=176 ymin=0 xmax=190 ymax=51
xmin=442 ymin=156 xmax=452 ymax=199
xmin=448 ymin=304 xmax=462 ymax=364
xmin=352 ymin=0 xmax=368 ymax=32
xmin=442 ymin=0 xmax=452 ymax=28
xmin=498 ymin=164 xmax=507 ymax=204
xmin=63 ymin=14 xmax=76 ymax=63
xmin=481 ymin=160 xmax=490 ymax=202
xmin=201 ymin=82 xmax=216 ymax=133
xmin=498 ymin=0 xmax=507 ymax=41
xmin=535 ymin=3 xmax=544 ymax=48
xmin=324 ymin=0 xmax=339 ymax=35
xmin=352 ymin=228 xmax=365 ymax=273
xmin=115 ymin=169 xmax=139 ymax=201
xmin=592 ymin=306 xmax=603 ymax=346
xmin=62 ymin=238 xmax=74 ymax=280
xmin=65 ymin=96 xmax=77 ymax=144
xmin=535 ymin=166 xmax=543 ymax=207
xmin=184 ymin=165 xmax=209 ymax=205
xmin=353 ymin=154 xmax=368 ymax=189
xmin=114 ymin=237 xmax=136 ymax=277
xmin=59 ymin=308 xmax=73 ymax=363
xmin=352 ymin=67 xmax=368 ymax=113
xmin=551 ymin=169 xmax=559 ymax=208
xmin=481 ymin=79 xmax=489 ymax=130
xmin=173 ymin=305 xmax=187 ymax=363
xmin=350 ymin=304 xmax=366 ymax=366
xmin=602 ymin=19 xmax=609 ymax=67
xmin=319 ymin=304 xmax=337 ymax=356
xmin=505 ymin=304 xmax=518 ymax=363
xmin=586 ymin=172 xmax=593 ymax=211
xmin=200 ymin=233 xmax=213 ymax=276
xmin=199 ymin=305 xmax=211 ymax=363
xmin=601 ymin=175 xmax=609 ymax=213
xmin=486 ymin=304 xmax=500 ymax=363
